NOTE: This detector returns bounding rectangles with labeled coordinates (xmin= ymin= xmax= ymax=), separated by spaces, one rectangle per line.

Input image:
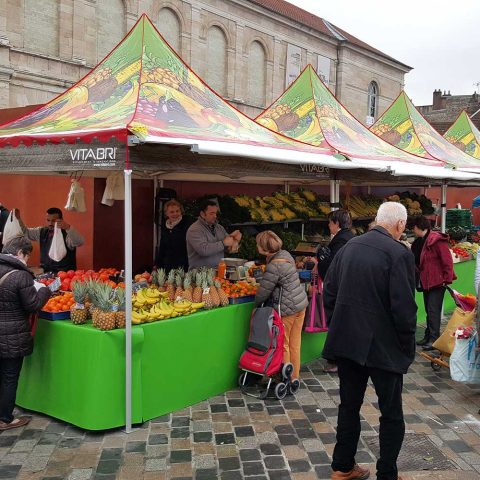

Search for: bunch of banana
xmin=172 ymin=300 xmax=205 ymax=317
xmin=132 ymin=309 xmax=148 ymax=324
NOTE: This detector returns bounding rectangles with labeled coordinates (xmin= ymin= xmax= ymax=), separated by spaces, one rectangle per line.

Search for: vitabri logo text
xmin=69 ymin=147 xmax=117 ymax=167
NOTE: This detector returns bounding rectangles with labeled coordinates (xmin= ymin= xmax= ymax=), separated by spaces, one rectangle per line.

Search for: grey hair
xmin=375 ymin=201 xmax=407 ymax=227
xmin=2 ymin=236 xmax=33 ymax=256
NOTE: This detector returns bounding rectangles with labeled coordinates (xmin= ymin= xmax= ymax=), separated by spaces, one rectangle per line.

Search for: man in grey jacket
xmin=186 ymin=200 xmax=241 ymax=269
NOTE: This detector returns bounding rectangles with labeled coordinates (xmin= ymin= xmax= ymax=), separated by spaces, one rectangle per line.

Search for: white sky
xmin=287 ymin=0 xmax=480 ymax=106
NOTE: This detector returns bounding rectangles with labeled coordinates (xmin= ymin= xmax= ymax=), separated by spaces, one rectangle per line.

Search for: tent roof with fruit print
xmin=370 ymin=92 xmax=480 ymax=172
xmin=443 ymin=111 xmax=480 ymax=160
xmin=0 ymin=15 xmax=369 ymax=174
xmin=256 ymin=65 xmax=444 ymax=168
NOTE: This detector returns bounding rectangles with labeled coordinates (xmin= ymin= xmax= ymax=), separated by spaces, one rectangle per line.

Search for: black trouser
xmin=0 ymin=357 xmax=24 ymax=423
xmin=423 ymin=286 xmax=446 ymax=342
xmin=332 ymin=358 xmax=405 ymax=480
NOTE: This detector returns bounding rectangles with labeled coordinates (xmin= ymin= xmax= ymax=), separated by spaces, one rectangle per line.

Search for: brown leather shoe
xmin=0 ymin=416 xmax=31 ymax=431
xmin=331 ymin=464 xmax=370 ymax=480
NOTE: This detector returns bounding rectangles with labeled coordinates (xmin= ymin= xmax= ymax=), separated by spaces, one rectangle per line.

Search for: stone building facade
xmin=418 ymin=89 xmax=480 ymax=134
xmin=0 ymin=0 xmax=411 ymax=122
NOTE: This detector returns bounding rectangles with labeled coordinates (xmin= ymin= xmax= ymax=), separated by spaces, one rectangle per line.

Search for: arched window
xmin=367 ymin=81 xmax=379 ymax=119
xmin=97 ymin=0 xmax=125 ymax=61
xmin=24 ymin=0 xmax=59 ymax=56
xmin=247 ymin=41 xmax=266 ymax=107
xmin=158 ymin=8 xmax=181 ymax=53
xmin=206 ymin=26 xmax=227 ymax=96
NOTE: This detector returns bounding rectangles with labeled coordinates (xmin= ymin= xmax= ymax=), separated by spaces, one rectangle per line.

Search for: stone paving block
xmin=145 ymin=457 xmax=167 ymax=471
xmin=193 ymin=454 xmax=216 ymax=469
xmin=67 ymin=468 xmax=93 ymax=480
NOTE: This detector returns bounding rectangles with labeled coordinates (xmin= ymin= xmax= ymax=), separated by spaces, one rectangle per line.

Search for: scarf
xmin=166 ymin=216 xmax=182 ymax=230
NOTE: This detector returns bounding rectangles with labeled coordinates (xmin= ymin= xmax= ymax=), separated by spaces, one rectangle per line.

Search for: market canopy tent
xmin=370 ymin=92 xmax=480 ymax=171
xmin=254 ymin=65 xmax=480 ymax=182
xmin=444 ymin=111 xmax=480 ymax=160
xmin=0 ymin=15 xmax=372 ymax=174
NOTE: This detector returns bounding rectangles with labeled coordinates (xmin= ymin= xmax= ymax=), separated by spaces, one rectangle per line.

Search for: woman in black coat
xmin=156 ymin=199 xmax=190 ymax=273
xmin=0 ymin=236 xmax=50 ymax=430
xmin=316 ymin=209 xmax=354 ymax=373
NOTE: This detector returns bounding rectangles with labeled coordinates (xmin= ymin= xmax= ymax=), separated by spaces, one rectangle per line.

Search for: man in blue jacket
xmin=323 ymin=202 xmax=417 ymax=480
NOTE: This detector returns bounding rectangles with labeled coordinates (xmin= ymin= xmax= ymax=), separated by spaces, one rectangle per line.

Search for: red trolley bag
xmin=238 ymin=287 xmax=300 ymax=399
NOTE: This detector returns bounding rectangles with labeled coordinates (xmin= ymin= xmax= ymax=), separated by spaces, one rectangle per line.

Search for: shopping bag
xmin=432 ymin=306 xmax=476 ymax=354
xmin=2 ymin=210 xmax=23 ymax=245
xmin=450 ymin=333 xmax=480 ymax=384
xmin=303 ymin=276 xmax=328 ymax=333
xmin=48 ymin=222 xmax=67 ymax=262
xmin=65 ymin=180 xmax=87 ymax=213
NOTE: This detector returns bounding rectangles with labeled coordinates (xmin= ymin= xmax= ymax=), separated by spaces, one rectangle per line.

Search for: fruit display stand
xmin=16 ymin=301 xmax=326 ymax=430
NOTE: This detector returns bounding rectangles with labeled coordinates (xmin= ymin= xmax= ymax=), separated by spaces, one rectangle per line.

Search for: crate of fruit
xmin=40 ymin=292 xmax=75 ymax=320
xmin=228 ymin=294 xmax=256 ymax=305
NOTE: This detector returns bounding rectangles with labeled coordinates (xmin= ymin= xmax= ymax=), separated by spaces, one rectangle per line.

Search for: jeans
xmin=282 ymin=309 xmax=306 ymax=379
xmin=423 ymin=286 xmax=446 ymax=342
xmin=0 ymin=357 xmax=24 ymax=423
xmin=332 ymin=358 xmax=405 ymax=480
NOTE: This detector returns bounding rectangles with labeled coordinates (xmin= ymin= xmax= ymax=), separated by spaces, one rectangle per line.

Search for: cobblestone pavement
xmin=2 ymin=333 xmax=480 ymax=480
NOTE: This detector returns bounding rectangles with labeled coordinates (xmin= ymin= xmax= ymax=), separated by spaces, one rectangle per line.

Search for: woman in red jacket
xmin=411 ymin=216 xmax=456 ymax=351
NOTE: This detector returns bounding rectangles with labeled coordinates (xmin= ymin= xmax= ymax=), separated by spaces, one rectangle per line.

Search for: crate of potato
xmin=41 ymin=292 xmax=75 ymax=320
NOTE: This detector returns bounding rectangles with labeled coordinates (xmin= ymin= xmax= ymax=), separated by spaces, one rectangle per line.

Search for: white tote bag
xmin=450 ymin=333 xmax=480 ymax=384
xmin=2 ymin=210 xmax=23 ymax=245
xmin=48 ymin=222 xmax=67 ymax=262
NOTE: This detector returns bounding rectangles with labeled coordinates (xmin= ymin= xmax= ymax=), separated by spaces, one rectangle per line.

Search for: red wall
xmin=426 ymin=186 xmax=480 ymax=225
xmin=93 ymin=178 xmax=154 ymax=272
xmin=0 ymin=174 xmax=94 ymax=269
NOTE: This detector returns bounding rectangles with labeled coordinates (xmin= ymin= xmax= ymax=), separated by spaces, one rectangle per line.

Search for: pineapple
xmin=215 ymin=280 xmax=230 ymax=307
xmin=183 ymin=273 xmax=193 ymax=302
xmin=87 ymin=280 xmax=101 ymax=326
xmin=157 ymin=268 xmax=166 ymax=291
xmin=207 ymin=271 xmax=220 ymax=307
xmin=70 ymin=280 xmax=89 ymax=325
xmin=193 ymin=272 xmax=203 ymax=303
xmin=166 ymin=270 xmax=176 ymax=301
xmin=95 ymin=283 xmax=116 ymax=331
xmin=201 ymin=277 xmax=214 ymax=310
xmin=115 ymin=287 xmax=126 ymax=328
xmin=174 ymin=273 xmax=184 ymax=300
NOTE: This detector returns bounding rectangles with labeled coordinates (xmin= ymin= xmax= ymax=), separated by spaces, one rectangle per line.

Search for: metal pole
xmin=335 ymin=180 xmax=340 ymax=209
xmin=441 ymin=181 xmax=447 ymax=234
xmin=153 ymin=177 xmax=158 ymax=265
xmin=124 ymin=169 xmax=133 ymax=433
xmin=329 ymin=179 xmax=335 ymax=211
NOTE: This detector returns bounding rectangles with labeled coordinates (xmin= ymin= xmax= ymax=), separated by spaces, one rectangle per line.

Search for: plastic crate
xmin=40 ymin=310 xmax=71 ymax=321
xmin=228 ymin=295 xmax=255 ymax=304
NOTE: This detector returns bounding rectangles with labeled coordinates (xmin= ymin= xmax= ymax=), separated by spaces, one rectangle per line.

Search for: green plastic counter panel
xmin=17 ymin=261 xmax=474 ymax=429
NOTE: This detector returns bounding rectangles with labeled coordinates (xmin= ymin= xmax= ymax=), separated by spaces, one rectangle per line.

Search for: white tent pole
xmin=335 ymin=180 xmax=340 ymax=208
xmin=124 ymin=169 xmax=133 ymax=434
xmin=330 ymin=179 xmax=336 ymax=212
xmin=153 ymin=177 xmax=158 ymax=264
xmin=441 ymin=181 xmax=447 ymax=234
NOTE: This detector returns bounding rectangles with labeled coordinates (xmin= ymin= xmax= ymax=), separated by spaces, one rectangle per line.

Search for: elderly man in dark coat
xmin=323 ymin=202 xmax=417 ymax=480
xmin=0 ymin=236 xmax=51 ymax=430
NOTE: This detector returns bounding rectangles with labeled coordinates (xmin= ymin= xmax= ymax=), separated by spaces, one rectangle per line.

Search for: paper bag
xmin=432 ymin=307 xmax=476 ymax=354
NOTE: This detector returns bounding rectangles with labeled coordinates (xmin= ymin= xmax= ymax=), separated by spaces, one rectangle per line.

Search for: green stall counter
xmin=16 ymin=303 xmax=325 ymax=430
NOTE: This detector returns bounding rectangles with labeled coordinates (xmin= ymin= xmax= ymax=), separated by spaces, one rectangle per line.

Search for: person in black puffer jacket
xmin=0 ymin=236 xmax=51 ymax=430
xmin=255 ymin=231 xmax=308 ymax=380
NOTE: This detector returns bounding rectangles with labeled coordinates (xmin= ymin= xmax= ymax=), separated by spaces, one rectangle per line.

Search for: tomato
xmin=61 ymin=279 xmax=71 ymax=291
xmin=58 ymin=271 xmax=67 ymax=280
xmin=75 ymin=270 xmax=85 ymax=276
xmin=67 ymin=270 xmax=75 ymax=278
xmin=99 ymin=273 xmax=110 ymax=282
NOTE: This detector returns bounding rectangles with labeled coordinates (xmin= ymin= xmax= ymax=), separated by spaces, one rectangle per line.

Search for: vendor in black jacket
xmin=156 ymin=199 xmax=190 ymax=273
xmin=322 ymin=201 xmax=417 ymax=480
xmin=316 ymin=209 xmax=354 ymax=373
xmin=317 ymin=209 xmax=354 ymax=280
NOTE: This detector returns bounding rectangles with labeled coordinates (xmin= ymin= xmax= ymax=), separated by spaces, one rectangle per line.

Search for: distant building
xmin=0 ymin=0 xmax=412 ymax=123
xmin=417 ymin=89 xmax=480 ymax=134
